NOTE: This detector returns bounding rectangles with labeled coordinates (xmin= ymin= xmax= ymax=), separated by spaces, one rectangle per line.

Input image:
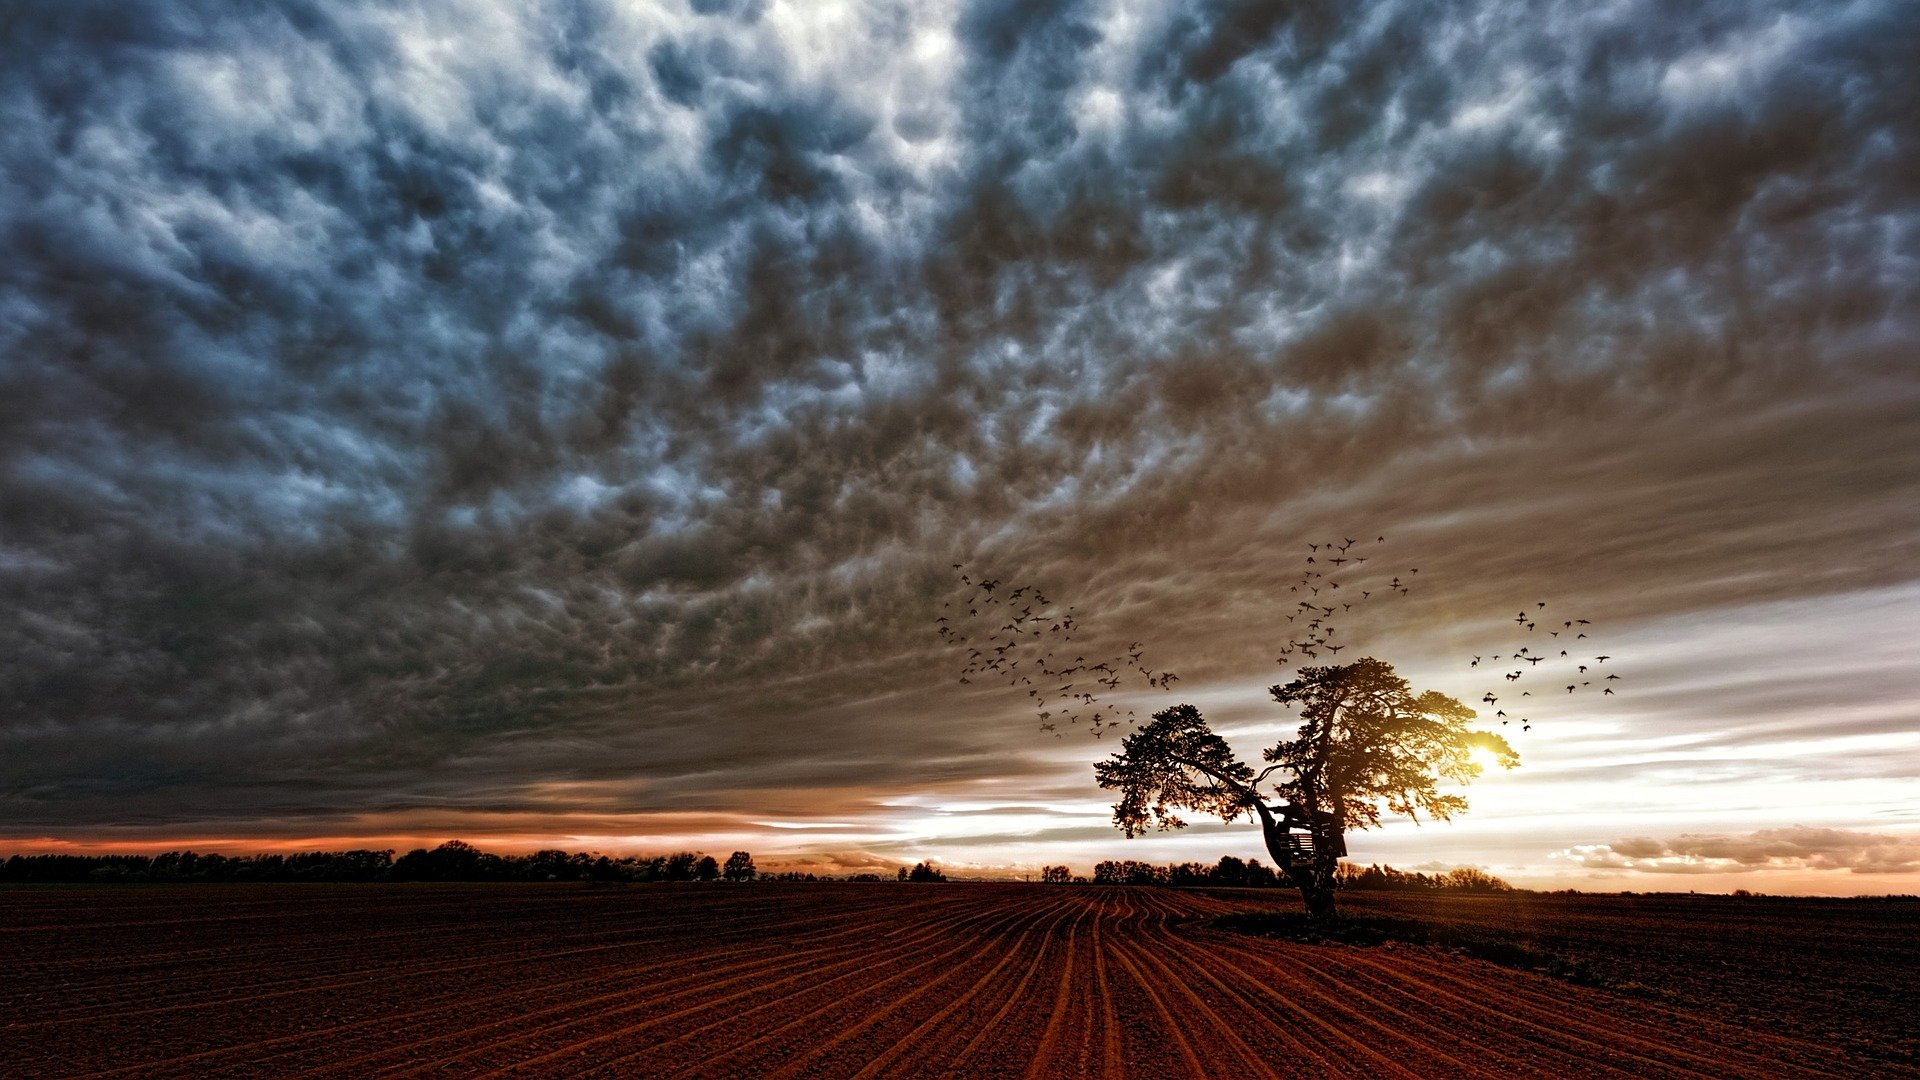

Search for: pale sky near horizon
xmin=2 ymin=0 xmax=1916 ymax=894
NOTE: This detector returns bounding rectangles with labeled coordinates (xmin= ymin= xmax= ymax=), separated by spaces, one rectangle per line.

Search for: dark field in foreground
xmin=1 ymin=883 xmax=1913 ymax=1078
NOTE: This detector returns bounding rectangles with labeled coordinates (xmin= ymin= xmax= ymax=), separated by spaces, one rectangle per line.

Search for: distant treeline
xmin=1086 ymin=856 xmax=1512 ymax=892
xmin=2 ymin=844 xmax=1504 ymax=892
xmin=1336 ymin=863 xmax=1514 ymax=893
xmin=0 ymin=842 xmax=780 ymax=884
xmin=1091 ymin=856 xmax=1287 ymax=887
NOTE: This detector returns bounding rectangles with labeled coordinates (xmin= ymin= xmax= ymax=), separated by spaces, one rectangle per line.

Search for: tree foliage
xmin=1094 ymin=704 xmax=1259 ymax=836
xmin=1267 ymin=658 xmax=1516 ymax=830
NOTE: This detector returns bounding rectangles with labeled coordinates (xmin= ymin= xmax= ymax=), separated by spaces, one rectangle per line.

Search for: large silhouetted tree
xmin=1095 ymin=658 xmax=1516 ymax=917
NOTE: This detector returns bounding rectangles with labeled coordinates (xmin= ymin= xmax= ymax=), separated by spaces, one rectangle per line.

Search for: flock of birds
xmin=1270 ymin=535 xmax=1416 ymax=672
xmin=1467 ymin=601 xmax=1622 ymax=732
xmin=938 ymin=534 xmax=1623 ymax=738
xmin=934 ymin=567 xmax=1177 ymax=737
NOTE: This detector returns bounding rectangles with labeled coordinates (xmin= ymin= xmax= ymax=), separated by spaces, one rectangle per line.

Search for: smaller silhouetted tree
xmin=694 ymin=855 xmax=720 ymax=881
xmin=906 ymin=861 xmax=947 ymax=882
xmin=1092 ymin=859 xmax=1166 ymax=885
xmin=1040 ymin=865 xmax=1072 ymax=883
xmin=723 ymin=851 xmax=756 ymax=881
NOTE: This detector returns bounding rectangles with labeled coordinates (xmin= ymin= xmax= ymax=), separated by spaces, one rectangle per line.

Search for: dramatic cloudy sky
xmin=3 ymin=0 xmax=1915 ymax=892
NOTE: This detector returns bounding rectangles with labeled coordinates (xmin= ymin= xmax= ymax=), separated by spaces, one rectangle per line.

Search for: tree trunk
xmin=1258 ymin=812 xmax=1340 ymax=918
xmin=1299 ymin=852 xmax=1338 ymax=918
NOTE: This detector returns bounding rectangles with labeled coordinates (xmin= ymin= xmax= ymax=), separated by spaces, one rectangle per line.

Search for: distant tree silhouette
xmin=1097 ymin=658 xmax=1515 ymax=917
xmin=526 ymin=849 xmax=584 ymax=881
xmin=1336 ymin=863 xmax=1513 ymax=893
xmin=392 ymin=840 xmax=511 ymax=882
xmin=1040 ymin=864 xmax=1072 ymax=884
xmin=1093 ymin=860 xmax=1167 ymax=886
xmin=693 ymin=855 xmax=721 ymax=882
xmin=0 ymin=843 xmax=782 ymax=885
xmin=723 ymin=851 xmax=757 ymax=882
xmin=906 ymin=861 xmax=947 ymax=883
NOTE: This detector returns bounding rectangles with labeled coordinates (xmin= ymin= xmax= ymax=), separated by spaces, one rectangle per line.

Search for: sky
xmin=1 ymin=0 xmax=1916 ymax=894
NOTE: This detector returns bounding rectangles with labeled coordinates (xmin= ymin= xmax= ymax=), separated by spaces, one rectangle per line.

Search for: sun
xmin=1470 ymin=745 xmax=1511 ymax=773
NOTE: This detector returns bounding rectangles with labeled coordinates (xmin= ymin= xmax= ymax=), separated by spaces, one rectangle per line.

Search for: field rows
xmin=0 ymin=883 xmax=1887 ymax=1077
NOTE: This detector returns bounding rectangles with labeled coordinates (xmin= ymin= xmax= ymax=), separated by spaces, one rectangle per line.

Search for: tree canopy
xmin=1267 ymin=658 xmax=1517 ymax=830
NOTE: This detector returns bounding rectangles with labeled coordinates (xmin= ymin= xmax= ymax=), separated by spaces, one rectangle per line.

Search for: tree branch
xmin=1162 ymin=753 xmax=1291 ymax=822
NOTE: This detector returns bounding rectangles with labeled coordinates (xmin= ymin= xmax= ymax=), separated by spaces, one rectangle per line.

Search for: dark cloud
xmin=0 ymin=0 xmax=1914 ymax=850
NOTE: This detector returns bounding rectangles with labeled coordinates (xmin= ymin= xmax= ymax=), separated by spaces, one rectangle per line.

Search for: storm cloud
xmin=1 ymin=0 xmax=1915 ymax=868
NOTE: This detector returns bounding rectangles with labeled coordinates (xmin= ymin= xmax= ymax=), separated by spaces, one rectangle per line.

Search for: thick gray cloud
xmin=1 ymin=0 xmax=1915 ymax=845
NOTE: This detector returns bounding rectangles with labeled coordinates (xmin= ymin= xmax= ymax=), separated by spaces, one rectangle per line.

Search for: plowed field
xmin=1 ymin=883 xmax=1906 ymax=1077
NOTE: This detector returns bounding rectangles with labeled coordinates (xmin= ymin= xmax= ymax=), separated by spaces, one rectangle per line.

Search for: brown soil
xmin=1337 ymin=889 xmax=1920 ymax=1069
xmin=0 ymin=882 xmax=1909 ymax=1078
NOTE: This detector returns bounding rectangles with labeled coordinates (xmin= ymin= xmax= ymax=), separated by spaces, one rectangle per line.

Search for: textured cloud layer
xmin=1 ymin=0 xmax=1915 ymax=856
xmin=1559 ymin=827 xmax=1920 ymax=875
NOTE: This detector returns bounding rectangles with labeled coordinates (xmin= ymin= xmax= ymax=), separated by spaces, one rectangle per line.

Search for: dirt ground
xmin=2 ymin=882 xmax=1911 ymax=1078
xmin=1338 ymin=889 xmax=1920 ymax=1068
